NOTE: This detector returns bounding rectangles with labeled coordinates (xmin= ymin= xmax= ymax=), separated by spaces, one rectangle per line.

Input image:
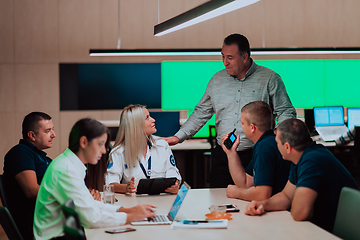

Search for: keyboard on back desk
xmin=320 ymin=128 xmax=345 ymax=136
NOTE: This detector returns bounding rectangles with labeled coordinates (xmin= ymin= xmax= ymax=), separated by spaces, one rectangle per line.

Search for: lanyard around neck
xmin=139 ymin=156 xmax=151 ymax=179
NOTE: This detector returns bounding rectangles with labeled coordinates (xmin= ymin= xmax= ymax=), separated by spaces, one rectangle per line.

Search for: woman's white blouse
xmin=107 ymin=138 xmax=181 ymax=188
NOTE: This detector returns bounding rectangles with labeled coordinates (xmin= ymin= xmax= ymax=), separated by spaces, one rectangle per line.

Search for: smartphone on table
xmin=219 ymin=204 xmax=240 ymax=212
xmin=105 ymin=227 xmax=136 ymax=234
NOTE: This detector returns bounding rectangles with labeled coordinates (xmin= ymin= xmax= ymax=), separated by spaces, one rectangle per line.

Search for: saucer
xmin=205 ymin=213 xmax=232 ymax=220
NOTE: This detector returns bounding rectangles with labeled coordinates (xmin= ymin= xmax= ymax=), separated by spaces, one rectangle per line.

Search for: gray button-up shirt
xmin=175 ymin=59 xmax=296 ymax=151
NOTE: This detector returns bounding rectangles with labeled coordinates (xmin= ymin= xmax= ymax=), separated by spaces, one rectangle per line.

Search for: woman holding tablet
xmin=107 ymin=104 xmax=181 ymax=194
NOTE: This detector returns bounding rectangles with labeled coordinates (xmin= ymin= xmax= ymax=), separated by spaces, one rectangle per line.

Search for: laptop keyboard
xmin=148 ymin=215 xmax=169 ymax=223
xmin=319 ymin=127 xmax=346 ymax=136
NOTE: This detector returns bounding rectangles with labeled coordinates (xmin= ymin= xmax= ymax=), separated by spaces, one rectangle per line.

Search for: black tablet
xmin=136 ymin=177 xmax=177 ymax=195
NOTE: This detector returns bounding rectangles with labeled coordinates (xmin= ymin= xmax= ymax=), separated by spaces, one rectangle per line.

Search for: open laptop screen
xmin=347 ymin=108 xmax=360 ymax=129
xmin=314 ymin=106 xmax=344 ymax=127
xmin=168 ymin=183 xmax=190 ymax=220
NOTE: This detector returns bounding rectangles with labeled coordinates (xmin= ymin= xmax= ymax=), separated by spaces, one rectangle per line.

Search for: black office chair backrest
xmin=63 ymin=216 xmax=86 ymax=240
xmin=0 ymin=174 xmax=9 ymax=208
xmin=208 ymin=125 xmax=217 ymax=149
xmin=62 ymin=198 xmax=83 ymax=230
xmin=333 ymin=187 xmax=360 ymax=240
xmin=353 ymin=126 xmax=360 ymax=165
xmin=0 ymin=206 xmax=24 ymax=240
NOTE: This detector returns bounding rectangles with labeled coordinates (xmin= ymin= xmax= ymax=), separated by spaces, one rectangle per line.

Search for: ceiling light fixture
xmin=89 ymin=47 xmax=360 ymax=57
xmin=154 ymin=0 xmax=260 ymax=36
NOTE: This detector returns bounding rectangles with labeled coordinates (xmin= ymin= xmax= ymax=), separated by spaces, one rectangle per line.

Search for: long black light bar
xmin=154 ymin=0 xmax=259 ymax=36
xmin=89 ymin=47 xmax=360 ymax=57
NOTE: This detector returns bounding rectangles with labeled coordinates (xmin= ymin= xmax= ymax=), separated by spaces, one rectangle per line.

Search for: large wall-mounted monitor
xmin=59 ymin=60 xmax=360 ymax=139
xmin=161 ymin=60 xmax=360 ymax=110
xmin=161 ymin=60 xmax=360 ymax=138
xmin=60 ymin=63 xmax=161 ymax=110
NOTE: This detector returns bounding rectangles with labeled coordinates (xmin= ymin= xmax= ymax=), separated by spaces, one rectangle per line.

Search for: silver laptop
xmin=314 ymin=106 xmax=348 ymax=142
xmin=131 ymin=182 xmax=190 ymax=225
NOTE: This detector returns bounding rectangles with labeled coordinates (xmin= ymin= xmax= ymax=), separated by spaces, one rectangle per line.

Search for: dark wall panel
xmin=60 ymin=63 xmax=161 ymax=110
xmin=59 ymin=64 xmax=79 ymax=110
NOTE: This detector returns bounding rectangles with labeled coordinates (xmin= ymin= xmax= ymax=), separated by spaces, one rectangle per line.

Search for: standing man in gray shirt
xmin=165 ymin=33 xmax=296 ymax=188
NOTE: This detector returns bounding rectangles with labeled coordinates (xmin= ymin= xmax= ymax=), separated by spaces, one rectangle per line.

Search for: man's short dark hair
xmin=277 ymin=118 xmax=312 ymax=152
xmin=22 ymin=112 xmax=52 ymax=140
xmin=223 ymin=33 xmax=251 ymax=57
xmin=241 ymin=101 xmax=274 ymax=132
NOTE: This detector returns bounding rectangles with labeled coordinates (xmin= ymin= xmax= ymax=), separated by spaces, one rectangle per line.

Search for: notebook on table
xmin=314 ymin=106 xmax=348 ymax=142
xmin=131 ymin=182 xmax=191 ymax=226
xmin=347 ymin=108 xmax=360 ymax=130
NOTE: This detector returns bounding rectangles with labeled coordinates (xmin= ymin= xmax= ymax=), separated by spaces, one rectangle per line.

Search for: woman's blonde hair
xmin=112 ymin=104 xmax=154 ymax=169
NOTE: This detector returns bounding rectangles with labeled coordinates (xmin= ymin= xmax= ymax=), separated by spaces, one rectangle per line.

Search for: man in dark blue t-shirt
xmin=222 ymin=101 xmax=291 ymax=201
xmin=3 ymin=112 xmax=55 ymax=239
xmin=244 ymin=118 xmax=359 ymax=232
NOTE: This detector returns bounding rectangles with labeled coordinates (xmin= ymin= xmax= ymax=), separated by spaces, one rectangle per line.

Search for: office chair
xmin=62 ymin=198 xmax=83 ymax=231
xmin=207 ymin=125 xmax=217 ymax=149
xmin=63 ymin=216 xmax=86 ymax=240
xmin=203 ymin=125 xmax=217 ymax=186
xmin=353 ymin=126 xmax=360 ymax=166
xmin=0 ymin=206 xmax=24 ymax=240
xmin=333 ymin=187 xmax=360 ymax=240
xmin=0 ymin=174 xmax=9 ymax=208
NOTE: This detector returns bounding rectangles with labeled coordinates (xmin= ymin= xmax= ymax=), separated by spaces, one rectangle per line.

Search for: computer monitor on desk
xmin=313 ymin=106 xmax=348 ymax=142
xmin=347 ymin=108 xmax=360 ymax=129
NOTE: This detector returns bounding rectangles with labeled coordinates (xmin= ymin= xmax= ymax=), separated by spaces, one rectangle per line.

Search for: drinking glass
xmin=103 ymin=184 xmax=115 ymax=204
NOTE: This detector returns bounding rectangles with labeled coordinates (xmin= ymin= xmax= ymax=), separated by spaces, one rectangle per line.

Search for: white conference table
xmin=85 ymin=188 xmax=339 ymax=240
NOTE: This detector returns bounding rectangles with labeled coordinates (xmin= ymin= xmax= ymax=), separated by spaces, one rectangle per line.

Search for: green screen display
xmin=161 ymin=60 xmax=360 ymax=137
xmin=161 ymin=61 xmax=224 ymax=111
xmin=256 ymin=60 xmax=326 ymax=108
xmin=323 ymin=60 xmax=360 ymax=107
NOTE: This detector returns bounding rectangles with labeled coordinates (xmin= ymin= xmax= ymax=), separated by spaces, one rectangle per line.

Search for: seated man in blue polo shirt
xmin=244 ymin=118 xmax=359 ymax=232
xmin=3 ymin=112 xmax=55 ymax=239
xmin=222 ymin=101 xmax=291 ymax=201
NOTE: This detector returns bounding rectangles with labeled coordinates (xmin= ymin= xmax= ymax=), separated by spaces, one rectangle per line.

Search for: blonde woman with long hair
xmin=107 ymin=104 xmax=181 ymax=194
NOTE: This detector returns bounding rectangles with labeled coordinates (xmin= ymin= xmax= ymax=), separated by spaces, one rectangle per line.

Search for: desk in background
xmin=170 ymin=139 xmax=211 ymax=188
xmin=85 ymin=188 xmax=339 ymax=240
xmin=312 ymin=135 xmax=354 ymax=147
xmin=170 ymin=139 xmax=211 ymax=151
